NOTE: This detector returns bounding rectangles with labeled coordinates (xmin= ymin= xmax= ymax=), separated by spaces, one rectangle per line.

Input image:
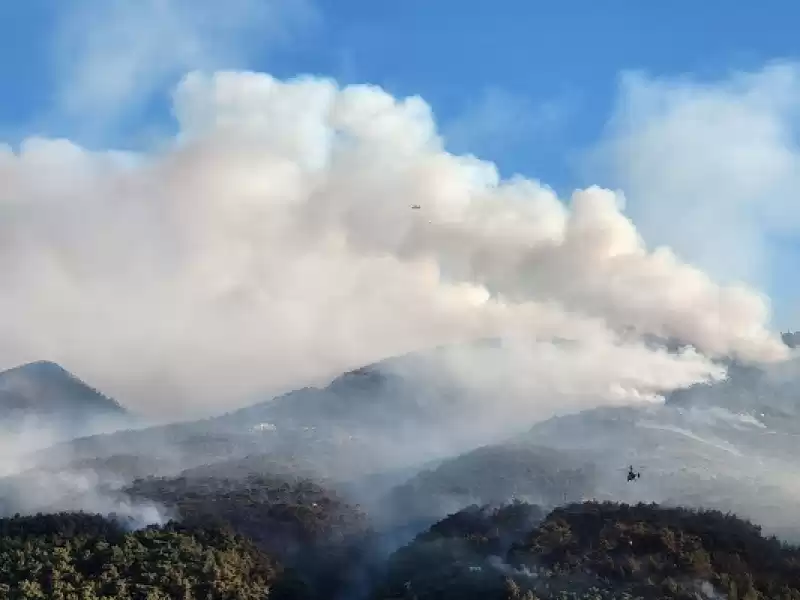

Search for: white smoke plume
xmin=0 ymin=420 xmax=170 ymax=526
xmin=0 ymin=421 xmax=60 ymax=478
xmin=0 ymin=70 xmax=788 ymax=419
xmin=587 ymin=62 xmax=800 ymax=320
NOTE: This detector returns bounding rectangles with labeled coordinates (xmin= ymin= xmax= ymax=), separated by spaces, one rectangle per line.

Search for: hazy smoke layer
xmin=0 ymin=421 xmax=169 ymax=526
xmin=0 ymin=70 xmax=787 ymax=418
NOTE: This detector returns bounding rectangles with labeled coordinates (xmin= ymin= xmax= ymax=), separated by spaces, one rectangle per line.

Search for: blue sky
xmin=2 ymin=0 xmax=800 ymax=327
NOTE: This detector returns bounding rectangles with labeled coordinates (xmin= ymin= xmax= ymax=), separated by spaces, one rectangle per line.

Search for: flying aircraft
xmin=626 ymin=465 xmax=642 ymax=482
xmin=411 ymin=204 xmax=421 ymax=209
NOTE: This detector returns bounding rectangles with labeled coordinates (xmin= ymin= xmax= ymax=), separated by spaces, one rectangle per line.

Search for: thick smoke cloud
xmin=0 ymin=70 xmax=788 ymax=419
xmin=588 ymin=62 xmax=800 ymax=323
xmin=49 ymin=0 xmax=317 ymax=134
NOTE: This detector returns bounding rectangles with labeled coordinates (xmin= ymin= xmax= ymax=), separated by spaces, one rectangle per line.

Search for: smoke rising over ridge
xmin=587 ymin=63 xmax=800 ymax=324
xmin=0 ymin=70 xmax=788 ymax=419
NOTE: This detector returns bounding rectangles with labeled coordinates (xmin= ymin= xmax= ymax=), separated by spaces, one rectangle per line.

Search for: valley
xmin=2 ymin=337 xmax=800 ymax=599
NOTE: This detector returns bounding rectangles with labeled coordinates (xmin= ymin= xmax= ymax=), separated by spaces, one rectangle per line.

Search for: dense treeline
xmin=0 ymin=512 xmax=288 ymax=599
xmin=5 ymin=495 xmax=800 ymax=600
xmin=376 ymin=501 xmax=548 ymax=600
xmin=377 ymin=501 xmax=800 ymax=600
xmin=125 ymin=473 xmax=375 ymax=600
xmin=126 ymin=473 xmax=369 ymax=555
xmin=513 ymin=501 xmax=800 ymax=599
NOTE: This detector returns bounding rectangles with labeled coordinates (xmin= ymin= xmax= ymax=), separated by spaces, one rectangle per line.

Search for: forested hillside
xmin=376 ymin=501 xmax=800 ymax=600
xmin=0 ymin=512 xmax=292 ymax=599
xmin=4 ymin=499 xmax=800 ymax=599
xmin=125 ymin=473 xmax=375 ymax=599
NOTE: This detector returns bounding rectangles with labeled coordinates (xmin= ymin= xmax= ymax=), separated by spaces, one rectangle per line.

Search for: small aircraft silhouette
xmin=626 ymin=465 xmax=642 ymax=482
xmin=411 ymin=204 xmax=421 ymax=210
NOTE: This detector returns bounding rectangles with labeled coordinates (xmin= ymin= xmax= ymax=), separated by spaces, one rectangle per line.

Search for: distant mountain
xmin=515 ymin=398 xmax=800 ymax=541
xmin=666 ymin=360 xmax=800 ymax=427
xmin=359 ymin=336 xmax=800 ymax=541
xmin=217 ymin=349 xmax=468 ymax=438
xmin=384 ymin=444 xmax=597 ymax=527
xmin=23 ymin=336 xmax=800 ymax=535
xmin=38 ymin=342 xmax=530 ymax=482
xmin=0 ymin=360 xmax=129 ymax=437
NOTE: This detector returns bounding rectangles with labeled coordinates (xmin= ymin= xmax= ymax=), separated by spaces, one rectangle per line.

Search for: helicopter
xmin=626 ymin=465 xmax=642 ymax=482
xmin=410 ymin=204 xmax=421 ymax=210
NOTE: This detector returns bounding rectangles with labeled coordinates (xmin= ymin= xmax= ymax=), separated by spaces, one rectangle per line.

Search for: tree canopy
xmin=0 ymin=512 xmax=289 ymax=600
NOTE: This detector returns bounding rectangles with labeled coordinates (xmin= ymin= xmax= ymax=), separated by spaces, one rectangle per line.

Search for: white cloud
xmin=0 ymin=70 xmax=787 ymax=424
xmin=587 ymin=62 xmax=800 ymax=306
xmin=49 ymin=0 xmax=318 ymax=131
xmin=445 ymin=87 xmax=567 ymax=160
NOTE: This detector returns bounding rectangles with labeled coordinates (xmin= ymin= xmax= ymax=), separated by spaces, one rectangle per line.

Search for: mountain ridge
xmin=0 ymin=360 xmax=129 ymax=439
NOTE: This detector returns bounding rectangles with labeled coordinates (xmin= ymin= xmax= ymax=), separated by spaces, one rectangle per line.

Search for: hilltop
xmin=0 ymin=360 xmax=128 ymax=437
xmin=377 ymin=500 xmax=800 ymax=600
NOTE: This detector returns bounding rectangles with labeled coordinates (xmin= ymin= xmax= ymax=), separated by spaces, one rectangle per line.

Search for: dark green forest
xmin=379 ymin=501 xmax=800 ymax=600
xmin=5 ymin=481 xmax=800 ymax=600
xmin=0 ymin=512 xmax=286 ymax=599
xmin=124 ymin=474 xmax=378 ymax=600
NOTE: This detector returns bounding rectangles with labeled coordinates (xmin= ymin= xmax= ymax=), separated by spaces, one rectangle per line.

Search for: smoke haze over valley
xmin=2 ymin=50 xmax=800 ymax=539
xmin=4 ymin=3 xmax=800 ymax=598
